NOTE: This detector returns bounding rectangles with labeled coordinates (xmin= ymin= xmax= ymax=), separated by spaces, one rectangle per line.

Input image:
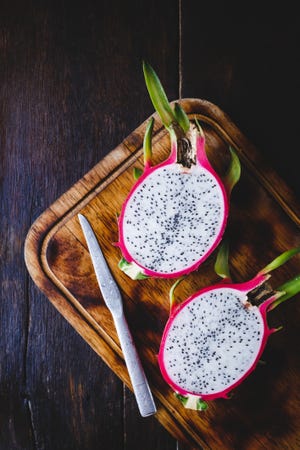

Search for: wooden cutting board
xmin=24 ymin=99 xmax=300 ymax=450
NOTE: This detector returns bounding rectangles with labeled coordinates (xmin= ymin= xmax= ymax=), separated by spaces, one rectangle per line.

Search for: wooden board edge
xmin=178 ymin=98 xmax=300 ymax=224
xmin=24 ymin=211 xmax=212 ymax=449
xmin=23 ymin=97 xmax=300 ymax=448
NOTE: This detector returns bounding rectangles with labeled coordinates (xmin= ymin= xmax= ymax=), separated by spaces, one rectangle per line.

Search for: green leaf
xmin=118 ymin=258 xmax=148 ymax=280
xmin=223 ymin=146 xmax=241 ymax=195
xmin=143 ymin=117 xmax=154 ymax=167
xmin=174 ymin=393 xmax=188 ymax=406
xmin=261 ymin=247 xmax=300 ymax=275
xmin=174 ymin=102 xmax=190 ymax=133
xmin=214 ymin=240 xmax=231 ymax=281
xmin=133 ymin=167 xmax=143 ymax=180
xmin=270 ymin=274 xmax=300 ymax=310
xmin=174 ymin=393 xmax=208 ymax=411
xmin=169 ymin=276 xmax=185 ymax=312
xmin=197 ymin=399 xmax=209 ymax=411
xmin=194 ymin=117 xmax=204 ymax=137
xmin=143 ymin=61 xmax=176 ymax=128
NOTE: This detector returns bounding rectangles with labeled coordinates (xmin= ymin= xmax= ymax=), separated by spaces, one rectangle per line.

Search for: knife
xmin=78 ymin=214 xmax=157 ymax=417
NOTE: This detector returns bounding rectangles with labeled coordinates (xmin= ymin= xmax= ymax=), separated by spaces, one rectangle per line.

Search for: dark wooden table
xmin=1 ymin=2 xmax=299 ymax=449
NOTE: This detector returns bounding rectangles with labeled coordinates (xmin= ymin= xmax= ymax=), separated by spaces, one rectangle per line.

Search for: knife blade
xmin=78 ymin=213 xmax=157 ymax=417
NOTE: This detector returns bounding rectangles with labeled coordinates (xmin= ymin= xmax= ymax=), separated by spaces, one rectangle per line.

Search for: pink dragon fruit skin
xmin=117 ymin=125 xmax=229 ymax=279
xmin=116 ymin=62 xmax=240 ymax=279
xmin=159 ymin=275 xmax=276 ymax=401
xmin=158 ymin=246 xmax=300 ymax=408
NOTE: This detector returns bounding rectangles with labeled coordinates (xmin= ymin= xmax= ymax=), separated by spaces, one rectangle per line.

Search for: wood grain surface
xmin=1 ymin=1 xmax=300 ymax=449
xmin=24 ymin=99 xmax=300 ymax=449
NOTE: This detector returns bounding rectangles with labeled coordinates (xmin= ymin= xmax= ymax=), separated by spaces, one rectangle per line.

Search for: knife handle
xmin=114 ymin=314 xmax=157 ymax=417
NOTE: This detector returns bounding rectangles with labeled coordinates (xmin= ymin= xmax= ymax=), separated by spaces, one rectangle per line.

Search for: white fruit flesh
xmin=162 ymin=287 xmax=264 ymax=395
xmin=122 ymin=164 xmax=225 ymax=274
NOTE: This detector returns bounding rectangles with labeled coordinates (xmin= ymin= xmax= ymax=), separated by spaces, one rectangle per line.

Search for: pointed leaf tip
xmin=223 ymin=146 xmax=241 ymax=196
xmin=169 ymin=277 xmax=185 ymax=313
xmin=194 ymin=118 xmax=204 ymax=137
xmin=261 ymin=247 xmax=300 ymax=275
xmin=214 ymin=240 xmax=231 ymax=281
xmin=143 ymin=61 xmax=176 ymax=128
xmin=133 ymin=167 xmax=143 ymax=180
xmin=174 ymin=103 xmax=190 ymax=133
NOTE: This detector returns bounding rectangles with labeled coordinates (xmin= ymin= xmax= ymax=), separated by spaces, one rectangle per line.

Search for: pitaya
xmin=116 ymin=62 xmax=241 ymax=279
xmin=158 ymin=244 xmax=300 ymax=410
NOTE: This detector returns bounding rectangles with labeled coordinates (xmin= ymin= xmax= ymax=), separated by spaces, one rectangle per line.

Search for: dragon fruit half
xmin=158 ymin=244 xmax=300 ymax=410
xmin=117 ymin=62 xmax=241 ymax=279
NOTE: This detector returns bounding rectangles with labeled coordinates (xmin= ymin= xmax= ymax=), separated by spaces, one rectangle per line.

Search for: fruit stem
xmin=269 ymin=274 xmax=300 ymax=310
xmin=143 ymin=61 xmax=196 ymax=168
xmin=143 ymin=117 xmax=154 ymax=169
xmin=176 ymin=133 xmax=196 ymax=168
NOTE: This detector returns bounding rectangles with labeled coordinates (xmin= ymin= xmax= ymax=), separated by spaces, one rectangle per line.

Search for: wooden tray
xmin=24 ymin=99 xmax=300 ymax=449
